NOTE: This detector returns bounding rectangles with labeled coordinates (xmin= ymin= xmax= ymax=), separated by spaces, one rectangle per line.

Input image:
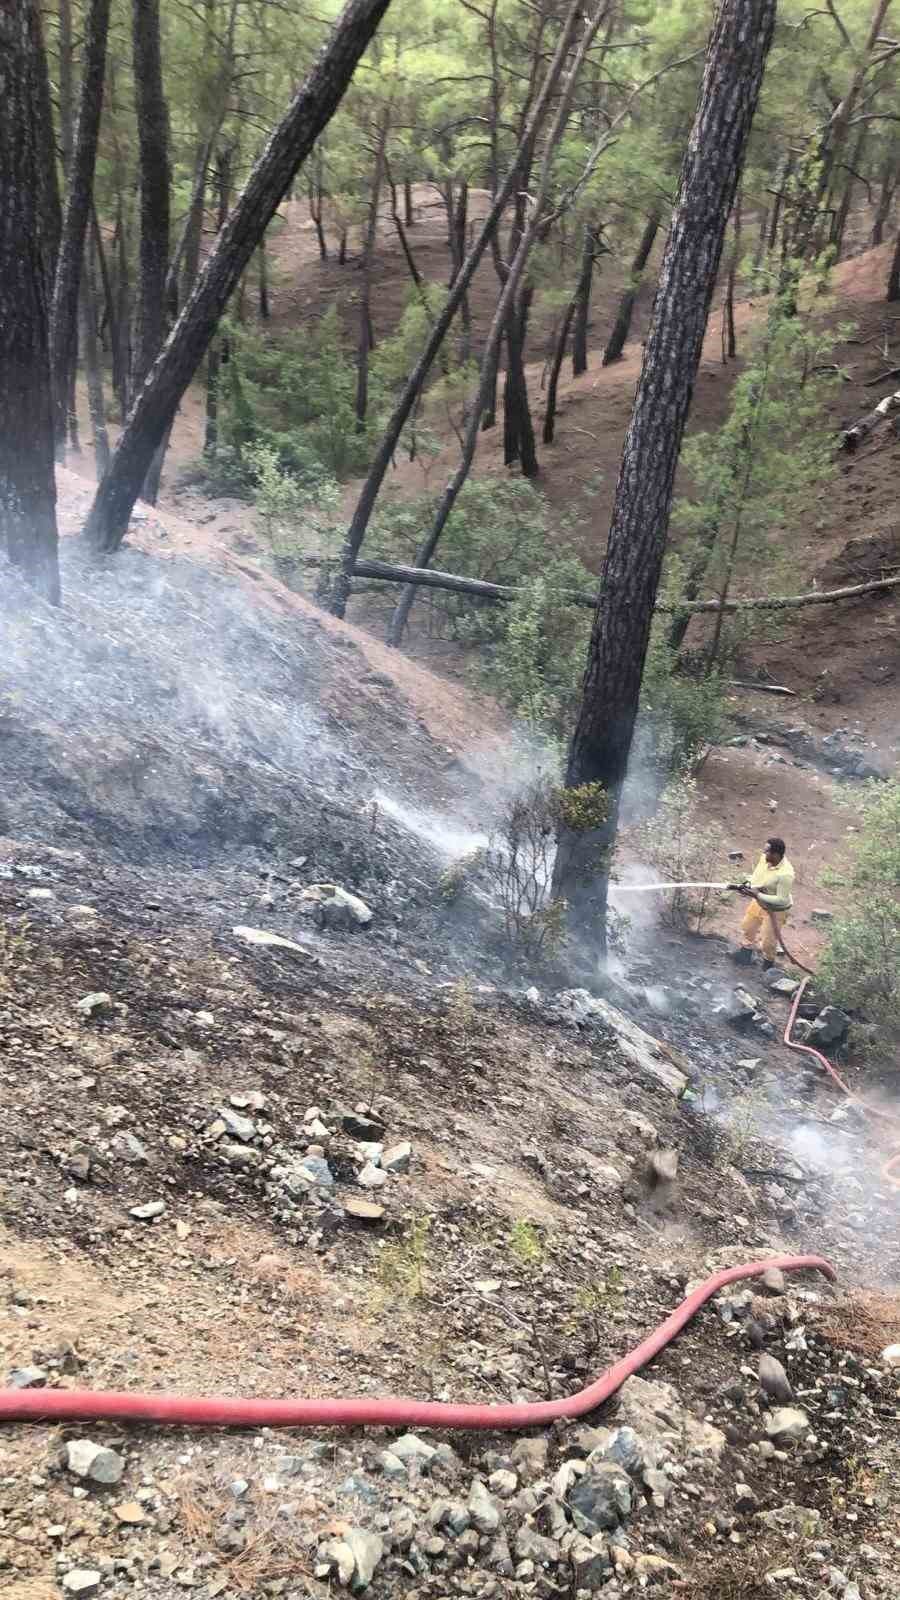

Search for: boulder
xmin=764 ymin=1407 xmax=810 ymax=1443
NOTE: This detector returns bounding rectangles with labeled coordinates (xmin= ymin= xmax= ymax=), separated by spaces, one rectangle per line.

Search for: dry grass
xmin=822 ymin=1289 xmax=900 ymax=1359
xmin=178 ymin=1475 xmax=312 ymax=1594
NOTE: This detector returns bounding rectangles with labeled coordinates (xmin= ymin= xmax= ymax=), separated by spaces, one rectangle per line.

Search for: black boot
xmin=731 ymin=946 xmax=753 ymax=966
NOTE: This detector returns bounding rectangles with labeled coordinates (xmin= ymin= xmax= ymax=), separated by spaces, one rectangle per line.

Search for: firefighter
xmin=733 ymin=836 xmax=795 ymax=966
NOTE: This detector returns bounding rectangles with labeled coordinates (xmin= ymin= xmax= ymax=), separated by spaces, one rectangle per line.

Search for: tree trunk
xmin=753 ymin=206 xmax=769 ymax=268
xmin=83 ymin=0 xmax=394 ymax=554
xmin=544 ymin=297 xmax=577 ymax=443
xmin=554 ymin=0 xmax=776 ymax=945
xmin=602 ymin=207 xmax=661 ymax=366
xmin=131 ymin=0 xmax=170 ymax=505
xmin=112 ymin=196 xmax=132 ymax=417
xmin=309 ymin=144 xmax=328 ymax=259
xmin=338 ymin=227 xmax=348 ymax=264
xmin=404 ymin=176 xmax=414 ymax=225
xmin=502 ymin=289 xmax=537 ymax=473
xmin=871 ymin=150 xmax=896 ymax=246
xmin=355 ymin=114 xmax=387 ymax=430
xmin=30 ymin=2 xmax=62 ymax=312
xmin=888 ymin=227 xmax=900 ymax=301
xmin=831 ymin=128 xmax=866 ymax=258
xmin=204 ymin=145 xmax=233 ymax=456
xmin=332 ymin=0 xmax=586 ymax=619
xmin=767 ymin=151 xmax=792 ymax=251
xmin=81 ymin=233 xmax=110 ymax=478
xmin=57 ymin=0 xmax=74 ymax=172
xmin=722 ymin=189 xmax=741 ymax=360
xmin=571 ymin=223 xmax=599 ymax=376
xmin=1 ymin=0 xmax=61 ymax=604
xmin=258 ymin=235 xmax=270 ymax=319
xmin=50 ymin=0 xmax=111 ymax=455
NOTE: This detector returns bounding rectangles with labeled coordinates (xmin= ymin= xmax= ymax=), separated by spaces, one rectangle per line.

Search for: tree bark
xmin=57 ymin=0 xmax=74 ymax=172
xmin=83 ymin=0 xmax=394 ymax=553
xmin=404 ymin=176 xmax=413 ymax=225
xmin=131 ymin=0 xmax=171 ymax=505
xmin=831 ymin=127 xmax=866 ymax=258
xmin=554 ymin=0 xmax=776 ymax=944
xmin=309 ymin=144 xmax=328 ymax=259
xmin=112 ymin=195 xmax=132 ymax=416
xmin=0 ymin=0 xmax=61 ymax=604
xmin=871 ymin=149 xmax=896 ymax=246
xmin=30 ymin=2 xmax=62 ymax=313
xmin=888 ymin=227 xmax=900 ymax=301
xmin=571 ymin=222 xmax=600 ymax=376
xmin=355 ymin=114 xmax=387 ymax=430
xmin=722 ymin=189 xmax=741 ymax=360
xmin=544 ymin=297 xmax=577 ymax=443
xmin=502 ymin=289 xmax=537 ymax=473
xmin=204 ymin=145 xmax=233 ymax=457
xmin=258 ymin=234 xmax=270 ymax=319
xmin=81 ymin=233 xmax=111 ymax=478
xmin=330 ymin=0 xmax=586 ymax=617
xmin=602 ymin=207 xmax=661 ymax=365
xmin=50 ymin=0 xmax=111 ymax=455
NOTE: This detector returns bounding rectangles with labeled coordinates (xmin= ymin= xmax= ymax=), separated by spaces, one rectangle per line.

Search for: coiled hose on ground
xmin=0 ymin=1256 xmax=834 ymax=1430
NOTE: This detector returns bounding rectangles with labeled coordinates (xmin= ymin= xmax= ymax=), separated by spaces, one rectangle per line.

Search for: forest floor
xmin=3 ymin=197 xmax=899 ymax=1600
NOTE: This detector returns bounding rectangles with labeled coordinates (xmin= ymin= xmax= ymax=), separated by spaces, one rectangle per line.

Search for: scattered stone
xmin=617 ymin=1375 xmax=725 ymax=1463
xmin=568 ymin=1463 xmax=632 ymax=1534
xmin=634 ymin=1554 xmax=682 ymax=1583
xmin=760 ymin=1267 xmax=786 ymax=1295
xmin=218 ymin=1108 xmax=256 ymax=1142
xmin=7 ymin=1366 xmax=47 ymax=1389
xmin=111 ymin=1131 xmax=148 ymax=1164
xmin=66 ymin=1439 xmax=126 ymax=1485
xmin=622 ymin=1110 xmax=658 ymax=1146
xmin=488 ymin=1468 xmax=518 ymax=1498
xmin=382 ymin=1141 xmax=412 ymax=1173
xmin=298 ymin=1155 xmax=334 ymax=1189
xmin=320 ymin=1528 xmax=384 ymax=1591
xmin=63 ymin=1570 xmax=102 ymax=1595
xmin=391 ymin=1433 xmax=436 ymax=1465
xmin=232 ymin=925 xmax=317 ymax=960
xmin=807 ymin=1006 xmax=850 ymax=1046
xmin=430 ymin=1499 xmax=471 ymax=1534
xmin=304 ymin=884 xmax=374 ymax=929
xmin=880 ymin=1343 xmax=900 ymax=1368
xmin=514 ymin=1525 xmax=560 ymax=1567
xmin=810 ymin=909 xmax=833 ymax=924
xmin=358 ymin=1161 xmax=387 ymax=1189
xmin=468 ymin=1478 xmax=501 ymax=1534
xmin=647 ymin=1147 xmax=678 ymax=1187
xmin=764 ymin=1407 xmax=810 ymax=1443
xmin=511 ymin=1437 xmax=549 ymax=1478
xmin=767 ymin=973 xmax=800 ymax=996
xmin=727 ymin=988 xmax=758 ymax=1027
xmin=76 ymin=991 xmax=112 ymax=1018
xmin=569 ymin=1533 xmax=613 ymax=1590
xmin=759 ymin=1354 xmax=793 ymax=1402
xmin=344 ymin=1198 xmax=385 ymax=1223
xmin=757 ymin=1503 xmax=821 ymax=1537
xmin=129 ymin=1200 xmax=166 ymax=1221
xmin=114 ymin=1501 xmax=147 ymax=1525
xmin=377 ymin=1451 xmax=406 ymax=1479
xmin=586 ymin=1425 xmax=649 ymax=1478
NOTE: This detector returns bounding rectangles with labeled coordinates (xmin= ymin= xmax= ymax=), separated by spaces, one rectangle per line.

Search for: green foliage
xmin=243 ymin=441 xmax=340 ymax=582
xmin=629 ymin=776 xmax=729 ymax=932
xmin=638 ymin=624 xmax=729 ymax=778
xmin=376 ymin=1214 xmax=431 ymax=1300
xmin=508 ymin=1219 xmax=544 ymax=1267
xmin=818 ymin=781 xmax=900 ymax=1030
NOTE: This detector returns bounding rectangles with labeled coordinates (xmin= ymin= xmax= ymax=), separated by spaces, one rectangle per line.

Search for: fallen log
xmin=300 ymin=555 xmax=900 ymax=616
xmin=841 ymin=387 xmax=900 ymax=448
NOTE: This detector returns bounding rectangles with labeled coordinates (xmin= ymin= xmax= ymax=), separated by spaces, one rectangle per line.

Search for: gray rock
xmin=357 ymin=1161 xmax=386 ymax=1190
xmin=320 ymin=1529 xmax=384 ymax=1591
xmin=76 ymin=991 xmax=112 ymax=1018
xmin=129 ymin=1200 xmax=166 ymax=1221
xmin=230 ymin=1478 xmax=250 ymax=1499
xmin=616 ymin=1374 xmax=725 ymax=1462
xmin=586 ymin=1425 xmax=649 ymax=1478
xmin=298 ymin=1155 xmax=334 ymax=1189
xmin=757 ymin=1503 xmax=821 ymax=1536
xmin=468 ymin=1477 xmax=501 ymax=1534
xmin=808 ymin=1006 xmax=850 ymax=1046
xmin=760 ymin=1267 xmax=786 ymax=1295
xmin=643 ymin=1467 xmax=673 ymax=1503
xmin=309 ymin=885 xmax=373 ymax=930
xmin=7 ymin=1366 xmax=47 ymax=1389
xmin=429 ymin=1499 xmax=470 ymax=1535
xmin=767 ymin=973 xmax=800 ymax=996
xmin=486 ymin=1529 xmax=514 ymax=1576
xmin=810 ymin=909 xmax=833 ymax=924
xmin=759 ymin=1353 xmax=793 ymax=1402
xmin=382 ymin=1141 xmax=412 ymax=1174
xmin=510 ymin=1436 xmax=549 ymax=1478
xmin=727 ymin=988 xmax=758 ymax=1026
xmin=487 ymin=1468 xmax=518 ymax=1498
xmin=377 ymin=1451 xmax=406 ymax=1479
xmin=514 ymin=1525 xmax=560 ymax=1567
xmin=764 ymin=1407 xmax=810 ymax=1442
xmin=63 ymin=1571 xmax=102 ymax=1595
xmin=64 ymin=1150 xmax=92 ymax=1181
xmin=111 ymin=1131 xmax=148 ymax=1164
xmin=219 ymin=1108 xmax=256 ymax=1142
xmin=391 ymin=1433 xmax=436 ymax=1465
xmin=66 ymin=1439 xmax=126 ymax=1485
xmin=569 ymin=1533 xmax=613 ymax=1590
xmin=568 ymin=1463 xmax=632 ymax=1533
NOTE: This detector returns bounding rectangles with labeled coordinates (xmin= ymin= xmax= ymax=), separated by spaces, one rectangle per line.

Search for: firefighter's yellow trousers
xmin=741 ymin=898 xmax=786 ymax=963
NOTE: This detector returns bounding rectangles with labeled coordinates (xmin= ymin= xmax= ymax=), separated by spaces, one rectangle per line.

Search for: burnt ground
xmin=2 ymin=534 xmax=900 ymax=1600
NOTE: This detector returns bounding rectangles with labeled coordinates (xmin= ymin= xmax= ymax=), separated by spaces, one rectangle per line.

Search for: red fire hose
xmin=0 ymin=1255 xmax=833 ymax=1430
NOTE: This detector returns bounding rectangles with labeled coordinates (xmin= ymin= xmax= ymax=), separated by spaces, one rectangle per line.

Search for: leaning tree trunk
xmin=80 ymin=232 xmax=111 ymax=478
xmin=571 ymin=223 xmax=600 ymax=377
xmin=601 ymin=207 xmax=661 ymax=365
xmin=355 ymin=114 xmax=387 ymax=430
xmin=554 ymin=0 xmax=777 ymax=948
xmin=204 ymin=147 xmax=233 ymax=457
xmin=1 ymin=0 xmax=60 ymax=604
xmin=722 ymin=189 xmax=741 ymax=360
xmin=831 ymin=128 xmax=866 ymax=259
xmin=329 ymin=0 xmax=585 ymax=617
xmin=131 ymin=0 xmax=171 ymax=505
xmin=543 ymin=297 xmax=577 ymax=443
xmin=83 ymin=0 xmax=394 ymax=554
xmin=50 ymin=0 xmax=111 ymax=455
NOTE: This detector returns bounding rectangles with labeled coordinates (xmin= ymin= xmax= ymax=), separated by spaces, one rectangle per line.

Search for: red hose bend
xmin=0 ymin=1255 xmax=834 ymax=1431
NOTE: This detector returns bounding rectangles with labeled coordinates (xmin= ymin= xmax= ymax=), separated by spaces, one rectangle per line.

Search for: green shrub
xmin=818 ymin=780 xmax=900 ymax=1030
xmin=629 ymin=776 xmax=729 ymax=932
